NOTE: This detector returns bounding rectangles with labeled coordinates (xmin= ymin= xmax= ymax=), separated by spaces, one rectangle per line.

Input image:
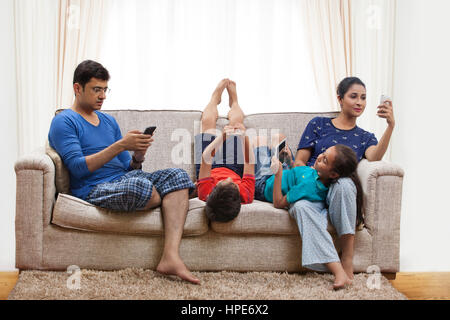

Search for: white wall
xmin=391 ymin=0 xmax=450 ymax=271
xmin=0 ymin=0 xmax=18 ymax=271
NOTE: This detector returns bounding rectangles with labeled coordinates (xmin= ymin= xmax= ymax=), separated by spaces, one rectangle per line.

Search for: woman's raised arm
xmin=365 ymin=100 xmax=395 ymax=161
xmin=294 ymin=148 xmax=312 ymax=167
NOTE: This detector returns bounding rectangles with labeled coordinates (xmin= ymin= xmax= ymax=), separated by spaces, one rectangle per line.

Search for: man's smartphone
xmin=144 ymin=126 xmax=157 ymax=135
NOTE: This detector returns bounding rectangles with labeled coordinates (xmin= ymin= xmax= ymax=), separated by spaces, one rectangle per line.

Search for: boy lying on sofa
xmin=195 ymin=79 xmax=256 ymax=222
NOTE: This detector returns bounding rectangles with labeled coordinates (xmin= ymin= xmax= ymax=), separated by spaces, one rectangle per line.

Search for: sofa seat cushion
xmin=210 ymin=200 xmax=338 ymax=235
xmin=52 ymin=194 xmax=209 ymax=236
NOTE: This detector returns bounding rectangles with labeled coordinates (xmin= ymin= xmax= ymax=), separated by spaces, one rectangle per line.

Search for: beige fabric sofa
xmin=14 ymin=110 xmax=404 ymax=274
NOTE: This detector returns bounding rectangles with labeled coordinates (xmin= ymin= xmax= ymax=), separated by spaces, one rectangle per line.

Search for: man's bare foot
xmin=227 ymin=80 xmax=238 ymax=107
xmin=156 ymin=253 xmax=200 ymax=285
xmin=341 ymin=256 xmax=354 ymax=280
xmin=211 ymin=79 xmax=229 ymax=105
xmin=333 ymin=272 xmax=352 ymax=290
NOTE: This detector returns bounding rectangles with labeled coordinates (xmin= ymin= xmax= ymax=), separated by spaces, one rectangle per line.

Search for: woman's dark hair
xmin=331 ymin=144 xmax=364 ymax=228
xmin=73 ymin=60 xmax=110 ymax=88
xmin=205 ymin=183 xmax=241 ymax=222
xmin=336 ymin=77 xmax=366 ymax=99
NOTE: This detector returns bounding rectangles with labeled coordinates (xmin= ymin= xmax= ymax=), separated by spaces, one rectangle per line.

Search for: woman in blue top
xmin=291 ymin=77 xmax=395 ymax=289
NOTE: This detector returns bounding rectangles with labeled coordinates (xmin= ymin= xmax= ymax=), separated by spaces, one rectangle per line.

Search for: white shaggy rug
xmin=8 ymin=268 xmax=407 ymax=300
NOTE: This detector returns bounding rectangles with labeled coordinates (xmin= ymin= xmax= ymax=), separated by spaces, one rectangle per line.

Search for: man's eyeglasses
xmin=91 ymin=87 xmax=111 ymax=95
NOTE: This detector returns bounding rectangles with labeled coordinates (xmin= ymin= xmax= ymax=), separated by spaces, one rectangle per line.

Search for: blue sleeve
xmin=111 ymin=117 xmax=132 ymax=170
xmin=48 ymin=115 xmax=91 ymax=179
xmin=362 ymin=132 xmax=378 ymax=159
xmin=366 ymin=133 xmax=378 ymax=148
xmin=297 ymin=117 xmax=321 ymax=151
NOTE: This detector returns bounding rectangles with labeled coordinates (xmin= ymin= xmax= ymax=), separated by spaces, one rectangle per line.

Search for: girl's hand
xmin=377 ymin=100 xmax=395 ymax=128
xmin=270 ymin=156 xmax=283 ymax=175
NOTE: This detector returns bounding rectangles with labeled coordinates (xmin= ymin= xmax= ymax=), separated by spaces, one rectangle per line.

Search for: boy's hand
xmin=233 ymin=123 xmax=246 ymax=135
xmin=223 ymin=125 xmax=236 ymax=135
xmin=224 ymin=123 xmax=246 ymax=135
xmin=270 ymin=156 xmax=283 ymax=175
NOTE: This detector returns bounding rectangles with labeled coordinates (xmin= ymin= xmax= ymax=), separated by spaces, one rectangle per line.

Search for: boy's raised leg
xmin=226 ymin=81 xmax=245 ymax=127
xmin=201 ymin=79 xmax=229 ymax=133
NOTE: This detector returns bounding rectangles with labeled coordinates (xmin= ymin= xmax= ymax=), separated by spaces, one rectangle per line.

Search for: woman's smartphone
xmin=144 ymin=126 xmax=157 ymax=135
xmin=380 ymin=95 xmax=391 ymax=104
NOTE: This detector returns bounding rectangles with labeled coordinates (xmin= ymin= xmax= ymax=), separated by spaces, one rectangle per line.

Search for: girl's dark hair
xmin=73 ymin=60 xmax=110 ymax=88
xmin=331 ymin=144 xmax=364 ymax=227
xmin=336 ymin=77 xmax=366 ymax=99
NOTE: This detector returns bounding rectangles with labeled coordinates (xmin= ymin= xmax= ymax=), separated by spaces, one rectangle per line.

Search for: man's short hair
xmin=73 ymin=60 xmax=110 ymax=88
xmin=205 ymin=183 xmax=241 ymax=222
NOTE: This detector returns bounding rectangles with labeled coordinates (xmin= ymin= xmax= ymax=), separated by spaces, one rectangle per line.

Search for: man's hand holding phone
xmin=121 ymin=130 xmax=153 ymax=152
xmin=134 ymin=126 xmax=157 ymax=162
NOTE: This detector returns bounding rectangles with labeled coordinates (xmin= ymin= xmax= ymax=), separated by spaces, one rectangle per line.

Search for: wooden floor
xmin=388 ymin=272 xmax=450 ymax=300
xmin=0 ymin=271 xmax=19 ymax=300
xmin=0 ymin=271 xmax=449 ymax=300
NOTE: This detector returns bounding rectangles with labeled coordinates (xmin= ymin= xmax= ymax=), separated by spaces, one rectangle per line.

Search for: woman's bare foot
xmin=333 ymin=272 xmax=352 ymax=290
xmin=341 ymin=256 xmax=354 ymax=280
xmin=227 ymin=80 xmax=238 ymax=107
xmin=156 ymin=253 xmax=200 ymax=285
xmin=326 ymin=261 xmax=352 ymax=290
xmin=339 ymin=234 xmax=355 ymax=280
xmin=211 ymin=79 xmax=229 ymax=105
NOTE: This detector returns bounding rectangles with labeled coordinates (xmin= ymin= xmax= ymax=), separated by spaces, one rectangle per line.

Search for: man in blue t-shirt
xmin=48 ymin=60 xmax=199 ymax=284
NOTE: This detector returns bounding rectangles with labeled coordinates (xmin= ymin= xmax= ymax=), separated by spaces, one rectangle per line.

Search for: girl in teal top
xmin=264 ymin=165 xmax=328 ymax=204
xmin=254 ymin=141 xmax=361 ymax=212
xmin=268 ymin=144 xmax=361 ymax=211
xmin=254 ymin=142 xmax=363 ymax=290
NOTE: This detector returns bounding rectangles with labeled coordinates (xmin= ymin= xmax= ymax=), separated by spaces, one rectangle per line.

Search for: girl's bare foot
xmin=227 ymin=80 xmax=238 ymax=107
xmin=211 ymin=79 xmax=229 ymax=105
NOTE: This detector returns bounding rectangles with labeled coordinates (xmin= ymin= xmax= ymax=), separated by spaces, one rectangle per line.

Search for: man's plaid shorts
xmin=85 ymin=168 xmax=195 ymax=212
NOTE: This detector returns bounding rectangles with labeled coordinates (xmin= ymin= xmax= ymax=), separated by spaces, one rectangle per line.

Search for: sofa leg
xmin=382 ymin=273 xmax=397 ymax=280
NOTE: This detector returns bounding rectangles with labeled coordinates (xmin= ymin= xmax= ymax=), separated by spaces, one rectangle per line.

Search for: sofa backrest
xmin=47 ymin=109 xmax=339 ymax=194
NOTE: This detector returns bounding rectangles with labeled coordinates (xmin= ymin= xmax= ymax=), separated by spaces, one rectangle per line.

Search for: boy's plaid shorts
xmin=85 ymin=168 xmax=195 ymax=212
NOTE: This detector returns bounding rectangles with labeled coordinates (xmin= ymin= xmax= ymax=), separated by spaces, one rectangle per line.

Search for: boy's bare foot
xmin=156 ymin=253 xmax=200 ymax=285
xmin=341 ymin=256 xmax=354 ymax=280
xmin=211 ymin=79 xmax=229 ymax=105
xmin=227 ymin=80 xmax=238 ymax=107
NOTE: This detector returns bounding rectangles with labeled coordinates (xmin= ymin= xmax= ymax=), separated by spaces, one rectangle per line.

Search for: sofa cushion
xmin=45 ymin=141 xmax=71 ymax=195
xmin=210 ymin=200 xmax=338 ymax=235
xmin=52 ymin=194 xmax=209 ymax=236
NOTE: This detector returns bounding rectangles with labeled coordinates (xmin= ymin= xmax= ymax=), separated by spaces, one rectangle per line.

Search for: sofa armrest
xmin=14 ymin=148 xmax=56 ymax=269
xmin=357 ymin=159 xmax=404 ymax=272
